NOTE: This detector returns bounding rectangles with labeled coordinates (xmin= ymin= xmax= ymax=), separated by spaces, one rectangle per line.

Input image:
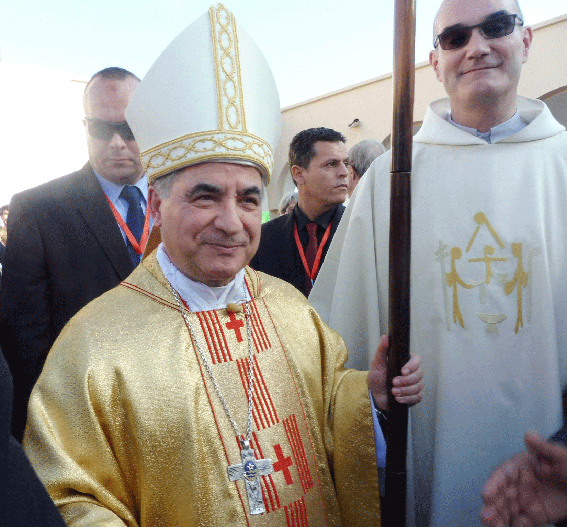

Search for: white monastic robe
xmin=310 ymin=96 xmax=567 ymax=526
xmin=23 ymin=252 xmax=381 ymax=526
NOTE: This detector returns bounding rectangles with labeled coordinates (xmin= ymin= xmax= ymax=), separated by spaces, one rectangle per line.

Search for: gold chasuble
xmin=24 ymin=252 xmax=380 ymax=526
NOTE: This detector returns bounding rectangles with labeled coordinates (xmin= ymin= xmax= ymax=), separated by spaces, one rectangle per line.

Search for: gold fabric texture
xmin=24 ymin=253 xmax=381 ymax=526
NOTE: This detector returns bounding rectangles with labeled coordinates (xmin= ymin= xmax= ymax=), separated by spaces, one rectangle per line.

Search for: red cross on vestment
xmin=273 ymin=443 xmax=293 ymax=485
xmin=226 ymin=312 xmax=244 ymax=342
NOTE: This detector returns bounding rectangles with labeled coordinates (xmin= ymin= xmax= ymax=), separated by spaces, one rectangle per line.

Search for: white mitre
xmin=126 ymin=3 xmax=281 ymax=184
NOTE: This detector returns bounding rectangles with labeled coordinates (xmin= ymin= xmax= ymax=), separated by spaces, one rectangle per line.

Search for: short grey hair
xmin=151 ymin=170 xmax=184 ymax=198
xmin=279 ymin=190 xmax=298 ymax=215
xmin=151 ymin=164 xmax=266 ymax=199
xmin=348 ymin=140 xmax=386 ymax=177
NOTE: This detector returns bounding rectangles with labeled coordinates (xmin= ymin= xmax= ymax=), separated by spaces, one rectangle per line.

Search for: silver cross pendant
xmin=228 ymin=441 xmax=273 ymax=515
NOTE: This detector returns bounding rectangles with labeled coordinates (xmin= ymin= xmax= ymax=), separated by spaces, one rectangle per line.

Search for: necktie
xmin=120 ymin=185 xmax=144 ymax=266
xmin=304 ymin=222 xmax=318 ymax=295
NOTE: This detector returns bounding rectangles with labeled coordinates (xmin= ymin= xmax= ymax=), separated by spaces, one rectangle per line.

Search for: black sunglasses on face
xmin=84 ymin=117 xmax=136 ymax=141
xmin=434 ymin=13 xmax=523 ymax=51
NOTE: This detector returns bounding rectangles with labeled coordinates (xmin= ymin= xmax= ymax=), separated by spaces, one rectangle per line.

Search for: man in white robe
xmin=310 ymin=0 xmax=567 ymax=525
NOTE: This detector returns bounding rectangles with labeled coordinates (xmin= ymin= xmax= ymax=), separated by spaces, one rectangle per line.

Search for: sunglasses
xmin=84 ymin=117 xmax=136 ymax=141
xmin=434 ymin=13 xmax=523 ymax=51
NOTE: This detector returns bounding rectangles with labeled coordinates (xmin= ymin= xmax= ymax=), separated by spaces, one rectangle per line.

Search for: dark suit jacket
xmin=0 ymin=162 xmax=135 ymax=440
xmin=250 ymin=204 xmax=345 ymax=296
xmin=0 ymin=347 xmax=66 ymax=525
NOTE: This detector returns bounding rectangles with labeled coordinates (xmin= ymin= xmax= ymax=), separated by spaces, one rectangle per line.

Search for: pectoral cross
xmin=228 ymin=441 xmax=273 ymax=515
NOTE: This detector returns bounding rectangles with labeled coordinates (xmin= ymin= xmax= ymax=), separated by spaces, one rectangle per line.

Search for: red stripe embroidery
xmin=236 ymin=359 xmax=262 ymax=431
xmin=285 ymin=419 xmax=307 ymax=493
xmin=213 ymin=311 xmax=232 ymax=361
xmin=202 ymin=311 xmax=225 ymax=364
xmin=205 ymin=311 xmax=228 ymax=363
xmin=249 ymin=306 xmax=268 ymax=351
xmin=253 ymin=356 xmax=279 ymax=426
xmin=285 ymin=497 xmax=308 ymax=527
xmin=298 ymin=497 xmax=308 ymax=526
xmin=251 ymin=365 xmax=270 ymax=430
xmin=261 ymin=297 xmax=327 ymax=517
xmin=201 ymin=312 xmax=220 ymax=362
xmin=196 ymin=312 xmax=221 ymax=364
xmin=248 ymin=315 xmax=262 ymax=355
xmin=202 ymin=311 xmax=226 ymax=362
xmin=248 ymin=299 xmax=270 ymax=352
xmin=235 ymin=358 xmax=279 ymax=431
xmin=250 ymin=298 xmax=271 ymax=349
xmin=260 ymin=484 xmax=273 ymax=514
xmin=186 ymin=330 xmax=250 ymax=526
xmin=284 ymin=415 xmax=313 ymax=493
xmin=195 ymin=311 xmax=239 ymax=364
xmin=290 ymin=416 xmax=313 ymax=491
xmin=119 ymin=282 xmax=179 ymax=310
xmin=251 ymin=433 xmax=281 ymax=512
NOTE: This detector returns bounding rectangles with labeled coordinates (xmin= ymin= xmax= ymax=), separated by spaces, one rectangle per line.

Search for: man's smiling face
xmin=429 ymin=0 xmax=532 ymax=113
xmin=149 ymin=162 xmax=263 ymax=287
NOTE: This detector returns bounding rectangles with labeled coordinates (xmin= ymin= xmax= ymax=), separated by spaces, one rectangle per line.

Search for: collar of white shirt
xmin=156 ymin=243 xmax=250 ymax=312
xmin=447 ymin=111 xmax=528 ymax=144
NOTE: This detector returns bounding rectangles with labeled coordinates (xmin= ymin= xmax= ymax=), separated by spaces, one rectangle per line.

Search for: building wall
xmin=268 ymin=13 xmax=567 ymax=214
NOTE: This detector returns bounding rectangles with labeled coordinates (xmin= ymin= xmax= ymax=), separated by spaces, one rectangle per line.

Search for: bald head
xmin=433 ymin=0 xmax=523 ymax=41
xmin=83 ymin=71 xmax=143 ymax=185
xmin=429 ymin=0 xmax=532 ymax=131
xmin=83 ymin=67 xmax=139 ymax=114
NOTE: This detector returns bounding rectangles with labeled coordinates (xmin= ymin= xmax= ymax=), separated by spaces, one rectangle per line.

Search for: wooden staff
xmin=385 ymin=0 xmax=416 ymax=524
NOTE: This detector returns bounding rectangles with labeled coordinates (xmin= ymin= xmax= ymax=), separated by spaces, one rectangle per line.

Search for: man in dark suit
xmin=0 ymin=67 xmax=149 ymax=440
xmin=250 ymin=127 xmax=348 ymax=296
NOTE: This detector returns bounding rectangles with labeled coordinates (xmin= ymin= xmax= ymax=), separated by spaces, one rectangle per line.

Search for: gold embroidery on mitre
xmin=210 ymin=4 xmax=246 ymax=132
xmin=142 ymin=130 xmax=274 ymax=183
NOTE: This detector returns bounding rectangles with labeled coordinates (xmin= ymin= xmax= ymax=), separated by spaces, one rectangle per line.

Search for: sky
xmin=2 ymin=0 xmax=566 ymax=108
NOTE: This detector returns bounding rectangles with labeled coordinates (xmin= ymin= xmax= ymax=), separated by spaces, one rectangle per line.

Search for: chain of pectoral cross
xmin=169 ymin=284 xmax=274 ymax=515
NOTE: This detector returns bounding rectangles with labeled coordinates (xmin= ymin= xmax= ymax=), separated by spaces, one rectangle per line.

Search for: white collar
xmin=447 ymin=111 xmax=527 ymax=144
xmin=156 ymin=243 xmax=250 ymax=312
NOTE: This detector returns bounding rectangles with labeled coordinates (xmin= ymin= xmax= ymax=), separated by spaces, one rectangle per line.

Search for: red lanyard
xmin=293 ymin=221 xmax=332 ymax=284
xmin=106 ymin=196 xmax=151 ymax=256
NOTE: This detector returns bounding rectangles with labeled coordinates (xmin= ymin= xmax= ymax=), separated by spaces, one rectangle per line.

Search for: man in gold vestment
xmin=23 ymin=5 xmax=423 ymax=526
